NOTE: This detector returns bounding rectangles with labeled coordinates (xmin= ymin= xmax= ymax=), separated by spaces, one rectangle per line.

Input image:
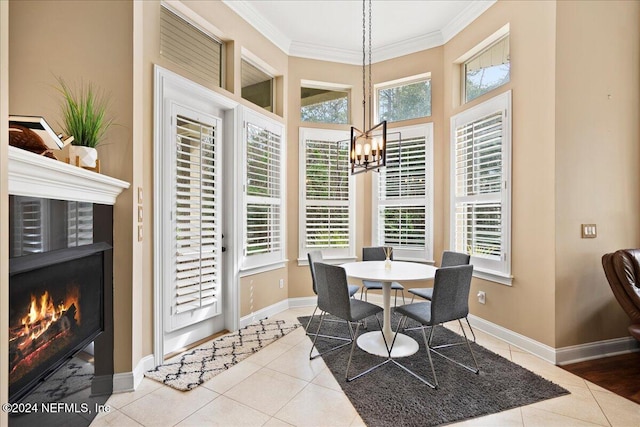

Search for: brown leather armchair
xmin=602 ymin=249 xmax=640 ymax=341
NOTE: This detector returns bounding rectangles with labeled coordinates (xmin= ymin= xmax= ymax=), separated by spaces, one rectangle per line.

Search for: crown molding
xmin=222 ymin=0 xmax=291 ymax=55
xmin=224 ymin=0 xmax=497 ymax=65
xmin=289 ymin=41 xmax=361 ymax=65
xmin=441 ymin=0 xmax=497 ymax=44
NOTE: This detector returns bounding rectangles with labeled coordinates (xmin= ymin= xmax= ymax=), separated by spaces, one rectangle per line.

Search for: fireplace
xmin=7 ymin=146 xmax=127 ymax=426
xmin=9 ymin=242 xmax=110 ymax=403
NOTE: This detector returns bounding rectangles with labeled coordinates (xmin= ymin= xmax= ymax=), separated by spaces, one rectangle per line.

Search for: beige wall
xmin=554 ymin=0 xmax=640 ymax=347
xmin=1 ymin=1 xmax=9 ymax=423
xmin=8 ymin=0 xmax=136 ymax=372
xmin=444 ymin=0 xmax=559 ymax=346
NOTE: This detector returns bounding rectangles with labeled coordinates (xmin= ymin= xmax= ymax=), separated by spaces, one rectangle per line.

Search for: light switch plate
xmin=138 ymin=225 xmax=143 ymax=242
xmin=581 ymin=224 xmax=597 ymax=238
xmin=138 ymin=206 xmax=143 ymax=223
xmin=138 ymin=187 xmax=143 ymax=204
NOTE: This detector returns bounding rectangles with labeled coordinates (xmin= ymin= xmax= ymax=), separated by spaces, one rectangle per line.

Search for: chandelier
xmin=350 ymin=0 xmax=387 ymax=175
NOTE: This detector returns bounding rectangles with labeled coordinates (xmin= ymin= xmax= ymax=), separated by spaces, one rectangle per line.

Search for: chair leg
xmin=309 ymin=312 xmax=352 ymax=360
xmin=389 ymin=317 xmax=438 ymax=389
xmin=304 ymin=305 xmax=318 ymax=333
xmin=346 ymin=315 xmax=391 ymax=382
xmin=465 ymin=317 xmax=477 ymax=343
xmin=429 ymin=319 xmax=479 ymax=375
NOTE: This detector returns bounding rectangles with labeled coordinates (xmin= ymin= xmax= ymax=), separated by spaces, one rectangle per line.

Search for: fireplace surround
xmin=7 ymin=146 xmax=128 ymax=426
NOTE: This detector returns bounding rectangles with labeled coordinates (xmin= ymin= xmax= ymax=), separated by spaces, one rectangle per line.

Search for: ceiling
xmin=223 ymin=0 xmax=496 ymax=65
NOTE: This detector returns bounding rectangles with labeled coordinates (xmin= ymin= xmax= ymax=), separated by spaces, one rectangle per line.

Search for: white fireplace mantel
xmin=8 ymin=146 xmax=130 ymax=205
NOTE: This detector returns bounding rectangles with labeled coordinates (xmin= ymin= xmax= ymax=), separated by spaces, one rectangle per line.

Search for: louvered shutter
xmin=68 ymin=201 xmax=93 ymax=247
xmin=374 ymin=124 xmax=432 ymax=261
xmin=160 ymin=5 xmax=222 ymax=87
xmin=243 ymin=114 xmax=284 ymax=268
xmin=303 ymin=136 xmax=351 ymax=251
xmin=453 ymin=111 xmax=503 ymax=259
xmin=173 ymin=114 xmax=221 ymax=321
xmin=12 ymin=197 xmax=47 ymax=256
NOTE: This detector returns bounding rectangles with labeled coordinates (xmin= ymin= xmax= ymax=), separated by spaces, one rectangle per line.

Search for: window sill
xmin=297 ymin=255 xmax=357 ymax=267
xmin=239 ymin=261 xmax=287 ymax=277
xmin=473 ymin=268 xmax=513 ymax=286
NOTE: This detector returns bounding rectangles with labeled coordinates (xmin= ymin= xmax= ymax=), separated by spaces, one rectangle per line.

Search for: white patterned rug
xmin=145 ymin=319 xmax=299 ymax=391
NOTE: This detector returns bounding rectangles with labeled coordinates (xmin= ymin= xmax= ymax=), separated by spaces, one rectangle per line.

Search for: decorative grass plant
xmin=57 ymin=77 xmax=113 ymax=148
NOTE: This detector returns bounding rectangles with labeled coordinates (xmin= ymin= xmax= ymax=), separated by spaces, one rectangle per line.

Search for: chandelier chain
xmin=362 ymin=0 xmax=366 ymax=130
xmin=368 ymin=0 xmax=372 ymax=128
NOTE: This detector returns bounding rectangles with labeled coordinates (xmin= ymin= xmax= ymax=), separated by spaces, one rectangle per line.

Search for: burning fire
xmin=19 ymin=288 xmax=80 ymax=342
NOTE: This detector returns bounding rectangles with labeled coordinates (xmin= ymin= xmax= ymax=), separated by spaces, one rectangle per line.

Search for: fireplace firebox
xmin=9 ymin=243 xmax=110 ymax=403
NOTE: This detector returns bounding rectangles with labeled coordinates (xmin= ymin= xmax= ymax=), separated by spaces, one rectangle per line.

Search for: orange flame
xmin=19 ymin=288 xmax=80 ymax=342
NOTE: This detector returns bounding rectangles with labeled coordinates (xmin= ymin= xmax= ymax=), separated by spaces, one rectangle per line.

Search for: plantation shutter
xmin=304 ymin=138 xmax=350 ymax=250
xmin=12 ymin=198 xmax=47 ymax=256
xmin=67 ymin=201 xmax=93 ymax=247
xmin=173 ymin=114 xmax=221 ymax=317
xmin=160 ymin=5 xmax=222 ymax=87
xmin=243 ymin=114 xmax=284 ymax=269
xmin=453 ymin=111 xmax=504 ymax=259
xmin=374 ymin=124 xmax=432 ymax=261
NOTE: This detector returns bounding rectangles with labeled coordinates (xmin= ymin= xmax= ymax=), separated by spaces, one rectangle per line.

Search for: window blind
xmin=304 ymin=139 xmax=350 ymax=249
xmin=453 ymin=111 xmax=503 ymax=259
xmin=377 ymin=133 xmax=428 ymax=251
xmin=67 ymin=201 xmax=93 ymax=247
xmin=174 ymin=115 xmax=219 ymax=314
xmin=245 ymin=122 xmax=282 ymax=257
xmin=160 ymin=5 xmax=222 ymax=87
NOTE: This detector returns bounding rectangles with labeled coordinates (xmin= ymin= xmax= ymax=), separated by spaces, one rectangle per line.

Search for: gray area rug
xmin=300 ymin=313 xmax=569 ymax=427
xmin=146 ymin=319 xmax=299 ymax=391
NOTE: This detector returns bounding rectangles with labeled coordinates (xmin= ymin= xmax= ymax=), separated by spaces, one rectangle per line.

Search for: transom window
xmin=241 ymin=59 xmax=274 ymax=113
xmin=464 ymin=35 xmax=510 ymax=103
xmin=160 ymin=4 xmax=223 ymax=87
xmin=376 ymin=74 xmax=431 ymax=123
xmin=301 ymin=84 xmax=349 ymax=124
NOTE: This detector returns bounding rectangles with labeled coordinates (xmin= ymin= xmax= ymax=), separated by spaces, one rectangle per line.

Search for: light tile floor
xmin=90 ymin=306 xmax=640 ymax=427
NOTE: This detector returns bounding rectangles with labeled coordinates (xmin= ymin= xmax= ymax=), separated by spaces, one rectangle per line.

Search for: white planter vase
xmin=69 ymin=145 xmax=98 ymax=168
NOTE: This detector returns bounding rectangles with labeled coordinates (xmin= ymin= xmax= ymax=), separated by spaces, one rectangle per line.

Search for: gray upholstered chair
xmin=305 ymin=251 xmax=360 ymax=350
xmin=393 ymin=264 xmax=479 ymax=389
xmin=360 ymin=246 xmax=405 ymax=306
xmin=407 ymin=251 xmax=470 ymax=302
xmin=310 ymin=262 xmax=386 ymax=382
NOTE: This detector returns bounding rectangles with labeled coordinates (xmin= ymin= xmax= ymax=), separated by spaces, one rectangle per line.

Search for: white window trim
xmin=241 ymin=49 xmax=277 ymax=113
xmin=456 ymin=23 xmax=510 ymax=105
xmin=298 ymin=127 xmax=356 ymax=265
xmin=240 ymin=108 xmax=286 ymax=272
xmin=372 ymin=123 xmax=434 ymax=263
xmin=450 ymin=90 xmax=512 ymax=285
xmin=300 ymin=80 xmax=351 ymax=125
xmin=374 ymin=73 xmax=432 ymax=123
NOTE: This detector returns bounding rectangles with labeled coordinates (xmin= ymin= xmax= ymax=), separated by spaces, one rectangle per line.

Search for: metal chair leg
xmin=309 ymin=312 xmax=352 ymax=360
xmin=389 ymin=317 xmax=438 ymax=389
xmin=346 ymin=315 xmax=391 ymax=382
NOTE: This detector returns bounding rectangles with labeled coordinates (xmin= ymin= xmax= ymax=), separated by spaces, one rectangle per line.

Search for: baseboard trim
xmin=112 ymin=355 xmax=155 ymax=394
xmin=239 ymin=299 xmax=290 ymax=328
xmin=555 ymin=336 xmax=640 ymax=365
xmin=467 ymin=314 xmax=558 ymax=364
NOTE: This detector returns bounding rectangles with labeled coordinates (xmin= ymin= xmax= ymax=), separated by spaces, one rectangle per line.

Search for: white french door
xmin=154 ymin=65 xmax=240 ymax=362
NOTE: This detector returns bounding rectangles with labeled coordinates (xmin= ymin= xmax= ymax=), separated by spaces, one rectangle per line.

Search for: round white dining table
xmin=341 ymin=260 xmax=437 ymax=358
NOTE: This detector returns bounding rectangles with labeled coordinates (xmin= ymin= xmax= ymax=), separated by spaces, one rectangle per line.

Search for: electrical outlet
xmin=477 ymin=291 xmax=486 ymax=304
xmin=279 ymin=279 xmax=284 ymax=289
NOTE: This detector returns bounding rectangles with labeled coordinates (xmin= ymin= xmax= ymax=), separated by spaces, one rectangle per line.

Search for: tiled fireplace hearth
xmin=7 ymin=146 xmax=128 ymax=426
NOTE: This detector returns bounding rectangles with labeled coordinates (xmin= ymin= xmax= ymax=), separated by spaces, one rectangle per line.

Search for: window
xmin=450 ymin=90 xmax=511 ymax=284
xmin=160 ymin=4 xmax=223 ymax=87
xmin=372 ymin=124 xmax=433 ymax=262
xmin=242 ymin=110 xmax=285 ymax=270
xmin=242 ymin=59 xmax=274 ymax=113
xmin=299 ymin=128 xmax=355 ymax=262
xmin=301 ymin=84 xmax=349 ymax=124
xmin=464 ymin=35 xmax=510 ymax=103
xmin=376 ymin=74 xmax=431 ymax=123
